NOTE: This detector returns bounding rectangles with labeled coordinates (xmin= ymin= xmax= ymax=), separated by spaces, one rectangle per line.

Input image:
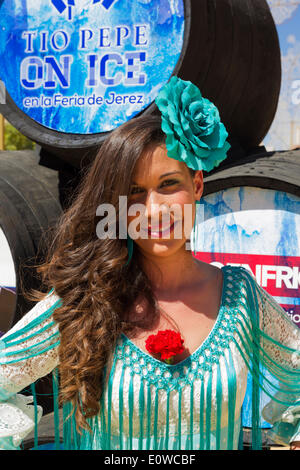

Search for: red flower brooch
xmin=145 ymin=329 xmax=185 ymax=365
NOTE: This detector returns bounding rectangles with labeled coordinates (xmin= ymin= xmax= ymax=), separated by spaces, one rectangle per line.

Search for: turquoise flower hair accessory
xmin=155 ymin=76 xmax=231 ymax=172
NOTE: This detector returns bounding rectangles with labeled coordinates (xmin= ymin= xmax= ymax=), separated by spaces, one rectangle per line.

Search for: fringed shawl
xmin=0 ymin=265 xmax=299 ymax=450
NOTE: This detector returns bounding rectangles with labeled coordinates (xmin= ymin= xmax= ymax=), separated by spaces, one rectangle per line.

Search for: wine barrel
xmin=0 ymin=0 xmax=280 ymax=169
xmin=22 ymin=409 xmax=64 ymax=451
xmin=0 ymin=150 xmax=62 ymax=415
xmin=203 ymin=148 xmax=300 ymax=198
xmin=0 ymin=150 xmax=62 ymax=324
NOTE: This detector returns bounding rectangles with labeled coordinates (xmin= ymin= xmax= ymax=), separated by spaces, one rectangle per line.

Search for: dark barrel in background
xmin=0 ymin=149 xmax=62 ymax=414
xmin=0 ymin=150 xmax=62 ymax=324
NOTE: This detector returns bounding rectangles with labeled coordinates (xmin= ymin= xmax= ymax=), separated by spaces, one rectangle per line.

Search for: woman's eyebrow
xmin=131 ymin=171 xmax=182 ymax=185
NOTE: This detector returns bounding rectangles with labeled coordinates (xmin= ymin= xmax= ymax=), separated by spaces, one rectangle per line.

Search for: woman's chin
xmin=136 ymin=238 xmax=187 ymax=257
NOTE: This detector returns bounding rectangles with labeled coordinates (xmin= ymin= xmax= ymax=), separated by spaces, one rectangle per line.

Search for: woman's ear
xmin=194 ymin=170 xmax=204 ymax=201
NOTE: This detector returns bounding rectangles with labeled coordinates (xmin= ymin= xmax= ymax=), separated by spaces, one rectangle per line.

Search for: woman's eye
xmin=130 ymin=187 xmax=144 ymax=195
xmin=130 ymin=180 xmax=179 ymax=195
xmin=160 ymin=179 xmax=179 ymax=187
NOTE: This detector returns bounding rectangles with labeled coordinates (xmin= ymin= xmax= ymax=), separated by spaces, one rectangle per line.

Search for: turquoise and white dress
xmin=0 ymin=265 xmax=299 ymax=450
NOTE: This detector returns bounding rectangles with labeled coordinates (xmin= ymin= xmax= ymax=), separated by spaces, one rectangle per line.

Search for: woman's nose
xmin=143 ymin=191 xmax=170 ymax=223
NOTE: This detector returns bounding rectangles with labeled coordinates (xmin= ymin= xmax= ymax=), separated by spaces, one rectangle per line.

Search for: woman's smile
xmin=141 ymin=220 xmax=179 ymax=238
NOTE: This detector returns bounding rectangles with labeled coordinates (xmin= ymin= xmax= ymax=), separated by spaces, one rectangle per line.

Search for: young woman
xmin=0 ymin=77 xmax=299 ymax=451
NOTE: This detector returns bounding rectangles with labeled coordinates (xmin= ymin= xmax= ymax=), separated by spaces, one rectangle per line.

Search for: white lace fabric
xmin=0 ymin=292 xmax=60 ymax=449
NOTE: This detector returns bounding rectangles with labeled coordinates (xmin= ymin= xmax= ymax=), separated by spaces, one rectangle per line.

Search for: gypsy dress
xmin=0 ymin=265 xmax=299 ymax=450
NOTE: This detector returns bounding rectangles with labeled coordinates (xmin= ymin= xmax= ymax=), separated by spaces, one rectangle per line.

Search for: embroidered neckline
xmin=121 ymin=265 xmax=230 ymax=370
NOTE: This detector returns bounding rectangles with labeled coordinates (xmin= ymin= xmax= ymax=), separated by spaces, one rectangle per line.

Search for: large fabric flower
xmin=155 ymin=76 xmax=231 ymax=172
xmin=145 ymin=329 xmax=184 ymax=364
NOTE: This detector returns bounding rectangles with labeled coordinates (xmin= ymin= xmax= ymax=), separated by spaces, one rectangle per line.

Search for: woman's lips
xmin=141 ymin=220 xmax=179 ymax=238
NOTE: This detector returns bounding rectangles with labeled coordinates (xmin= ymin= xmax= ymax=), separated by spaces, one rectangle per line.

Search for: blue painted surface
xmin=0 ymin=0 xmax=184 ymax=134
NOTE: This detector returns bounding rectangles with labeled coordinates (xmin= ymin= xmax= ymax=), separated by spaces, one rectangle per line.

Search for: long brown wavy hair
xmin=25 ymin=114 xmax=196 ymax=433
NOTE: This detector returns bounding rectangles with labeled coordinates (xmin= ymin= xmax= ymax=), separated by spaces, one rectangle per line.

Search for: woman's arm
xmin=0 ymin=290 xmax=61 ymax=449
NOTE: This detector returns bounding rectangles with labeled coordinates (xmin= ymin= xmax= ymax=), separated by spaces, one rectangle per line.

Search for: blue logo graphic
xmin=92 ymin=0 xmax=119 ymax=9
xmin=51 ymin=0 xmax=119 ymax=21
xmin=0 ymin=0 xmax=184 ymax=135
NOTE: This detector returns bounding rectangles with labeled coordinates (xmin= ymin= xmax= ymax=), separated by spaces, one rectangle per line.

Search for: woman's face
xmin=127 ymin=144 xmax=203 ymax=259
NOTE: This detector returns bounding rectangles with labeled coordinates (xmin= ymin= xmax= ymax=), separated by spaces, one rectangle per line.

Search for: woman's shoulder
xmin=222 ymin=264 xmax=259 ymax=305
xmin=223 ymin=264 xmax=255 ymax=281
xmin=1 ymin=290 xmax=62 ymax=341
xmin=195 ymin=261 xmax=252 ymax=281
xmin=25 ymin=290 xmax=62 ymax=324
xmin=201 ymin=263 xmax=256 ymax=293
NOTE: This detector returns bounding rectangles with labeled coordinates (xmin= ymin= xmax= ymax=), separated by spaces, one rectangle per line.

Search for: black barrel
xmin=203 ymin=148 xmax=300 ymax=198
xmin=168 ymin=0 xmax=282 ymax=156
xmin=0 ymin=150 xmax=62 ymax=324
xmin=0 ymin=150 xmax=63 ymax=415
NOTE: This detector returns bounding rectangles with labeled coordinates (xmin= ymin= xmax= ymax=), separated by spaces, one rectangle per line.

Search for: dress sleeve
xmin=239 ymin=266 xmax=300 ymax=447
xmin=0 ymin=290 xmax=61 ymax=450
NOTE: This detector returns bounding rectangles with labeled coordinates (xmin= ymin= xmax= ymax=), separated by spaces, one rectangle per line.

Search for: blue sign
xmin=0 ymin=0 xmax=185 ymax=134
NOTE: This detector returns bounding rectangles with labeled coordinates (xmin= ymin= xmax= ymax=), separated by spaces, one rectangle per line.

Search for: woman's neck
xmin=139 ymin=245 xmax=206 ymax=295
